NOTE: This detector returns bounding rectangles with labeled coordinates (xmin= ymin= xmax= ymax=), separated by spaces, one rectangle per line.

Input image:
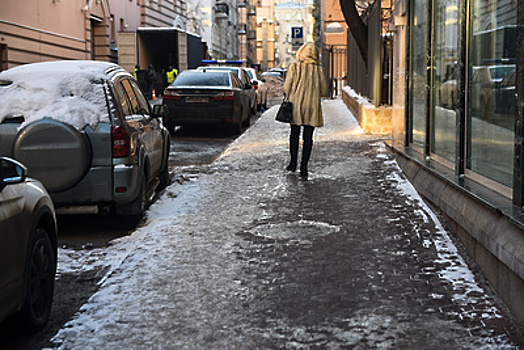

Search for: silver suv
xmin=0 ymin=61 xmax=170 ymax=216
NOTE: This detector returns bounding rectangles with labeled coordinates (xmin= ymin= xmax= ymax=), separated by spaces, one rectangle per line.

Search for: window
xmin=114 ymin=80 xmax=134 ymax=120
xmin=467 ymin=0 xmax=517 ymax=188
xmin=431 ymin=0 xmax=459 ymax=163
xmin=409 ymin=0 xmax=429 ymax=149
xmin=120 ymin=79 xmax=149 ymax=122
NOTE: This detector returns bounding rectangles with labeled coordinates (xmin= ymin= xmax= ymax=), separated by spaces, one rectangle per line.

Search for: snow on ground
xmin=51 ymin=99 xmax=516 ymax=348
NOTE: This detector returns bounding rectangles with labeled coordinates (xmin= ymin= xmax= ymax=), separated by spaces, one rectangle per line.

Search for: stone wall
xmin=341 ymin=86 xmax=392 ymax=134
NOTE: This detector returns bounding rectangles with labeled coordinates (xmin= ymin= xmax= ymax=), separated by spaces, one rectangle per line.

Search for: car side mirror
xmin=0 ymin=157 xmax=27 ymax=190
xmin=244 ymin=83 xmax=252 ymax=89
xmin=152 ymin=104 xmax=169 ymax=118
xmin=262 ymin=78 xmax=266 ymax=83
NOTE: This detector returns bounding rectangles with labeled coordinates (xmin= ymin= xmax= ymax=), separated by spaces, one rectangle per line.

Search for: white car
xmin=244 ymin=67 xmax=268 ymax=111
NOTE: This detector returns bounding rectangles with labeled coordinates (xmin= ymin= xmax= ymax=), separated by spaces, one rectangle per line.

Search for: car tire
xmin=243 ymin=113 xmax=251 ymax=128
xmin=133 ymin=174 xmax=148 ymax=215
xmin=157 ymin=158 xmax=170 ymax=191
xmin=12 ymin=227 xmax=56 ymax=334
xmin=234 ymin=108 xmax=245 ymax=134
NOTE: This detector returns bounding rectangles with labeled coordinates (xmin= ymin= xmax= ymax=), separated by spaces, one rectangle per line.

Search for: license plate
xmin=186 ymin=97 xmax=209 ymax=103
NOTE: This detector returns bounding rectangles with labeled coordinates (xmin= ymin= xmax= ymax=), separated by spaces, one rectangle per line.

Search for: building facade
xmin=0 ymin=0 xmax=187 ymax=70
xmin=185 ymin=0 xmax=239 ymax=59
xmin=274 ymin=0 xmax=316 ymax=68
xmin=238 ymin=0 xmax=258 ymax=65
xmin=323 ymin=0 xmax=347 ymax=47
xmin=387 ymin=0 xmax=524 ymax=323
xmin=256 ymin=0 xmax=276 ymax=70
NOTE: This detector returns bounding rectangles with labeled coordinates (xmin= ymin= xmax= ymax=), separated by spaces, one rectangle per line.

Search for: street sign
xmin=291 ymin=27 xmax=303 ymax=51
xmin=291 ymin=27 xmax=303 ymax=40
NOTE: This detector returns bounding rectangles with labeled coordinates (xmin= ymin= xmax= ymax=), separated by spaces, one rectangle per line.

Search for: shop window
xmin=467 ymin=0 xmax=517 ymax=188
xmin=408 ymin=0 xmax=428 ymax=150
xmin=431 ymin=0 xmax=459 ymax=164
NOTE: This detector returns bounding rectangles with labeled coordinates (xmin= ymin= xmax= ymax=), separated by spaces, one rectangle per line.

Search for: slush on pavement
xmin=53 ymin=99 xmax=523 ymax=349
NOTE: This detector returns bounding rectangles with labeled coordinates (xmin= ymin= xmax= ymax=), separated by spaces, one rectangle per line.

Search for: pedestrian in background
xmin=146 ymin=64 xmax=157 ymax=99
xmin=283 ymin=42 xmax=327 ymax=177
xmin=166 ymin=65 xmax=178 ymax=86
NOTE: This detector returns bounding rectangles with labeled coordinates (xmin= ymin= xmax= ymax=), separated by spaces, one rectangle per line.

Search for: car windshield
xmin=198 ymin=66 xmax=240 ymax=77
xmin=172 ymin=72 xmax=230 ymax=87
xmin=489 ymin=65 xmax=515 ymax=80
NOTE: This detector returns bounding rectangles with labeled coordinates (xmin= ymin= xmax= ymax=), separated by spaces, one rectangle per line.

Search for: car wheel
xmin=243 ymin=113 xmax=251 ymax=128
xmin=13 ymin=227 xmax=56 ymax=334
xmin=157 ymin=157 xmax=170 ymax=191
xmin=134 ymin=174 xmax=148 ymax=215
xmin=234 ymin=109 xmax=245 ymax=134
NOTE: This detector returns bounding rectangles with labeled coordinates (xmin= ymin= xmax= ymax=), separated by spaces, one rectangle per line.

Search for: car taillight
xmin=112 ymin=126 xmax=130 ymax=158
xmin=164 ymin=90 xmax=183 ymax=100
xmin=213 ymin=91 xmax=235 ymax=101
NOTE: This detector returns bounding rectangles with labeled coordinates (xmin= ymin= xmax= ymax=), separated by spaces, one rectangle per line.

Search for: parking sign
xmin=291 ymin=27 xmax=303 ymax=51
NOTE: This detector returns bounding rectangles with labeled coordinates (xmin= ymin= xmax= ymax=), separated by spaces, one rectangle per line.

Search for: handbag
xmin=275 ymin=96 xmax=293 ymax=123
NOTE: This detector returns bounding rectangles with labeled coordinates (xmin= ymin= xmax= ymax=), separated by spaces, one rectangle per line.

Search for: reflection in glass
xmin=409 ymin=0 xmax=428 ymax=148
xmin=432 ymin=1 xmax=458 ymax=163
xmin=468 ymin=0 xmax=517 ymax=188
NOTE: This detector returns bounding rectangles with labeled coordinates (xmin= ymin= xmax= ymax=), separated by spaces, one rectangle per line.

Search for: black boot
xmin=287 ymin=125 xmax=300 ymax=172
xmin=300 ymin=126 xmax=314 ymax=177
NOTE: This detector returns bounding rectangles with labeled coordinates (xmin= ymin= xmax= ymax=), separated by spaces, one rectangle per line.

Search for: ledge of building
xmin=386 ymin=141 xmax=524 ymax=326
xmin=341 ymin=86 xmax=392 ymax=134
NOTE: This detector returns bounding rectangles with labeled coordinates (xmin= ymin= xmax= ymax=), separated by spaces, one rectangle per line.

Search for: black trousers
xmin=289 ymin=124 xmax=314 ymax=172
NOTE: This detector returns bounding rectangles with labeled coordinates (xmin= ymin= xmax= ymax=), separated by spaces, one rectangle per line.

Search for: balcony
xmin=215 ymin=3 xmax=229 ymax=18
xmin=238 ymin=24 xmax=247 ymax=35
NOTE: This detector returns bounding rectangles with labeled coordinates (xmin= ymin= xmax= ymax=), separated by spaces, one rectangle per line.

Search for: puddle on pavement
xmin=241 ymin=220 xmax=340 ymax=245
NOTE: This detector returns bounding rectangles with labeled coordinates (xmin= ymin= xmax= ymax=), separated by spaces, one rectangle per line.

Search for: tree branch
xmin=339 ymin=0 xmax=368 ymax=64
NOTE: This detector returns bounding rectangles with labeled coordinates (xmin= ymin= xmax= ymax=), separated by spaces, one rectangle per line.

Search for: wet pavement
xmin=50 ymin=99 xmax=523 ymax=349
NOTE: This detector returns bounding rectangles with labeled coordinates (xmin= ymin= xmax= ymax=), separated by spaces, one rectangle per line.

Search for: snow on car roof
xmin=0 ymin=60 xmax=122 ymax=130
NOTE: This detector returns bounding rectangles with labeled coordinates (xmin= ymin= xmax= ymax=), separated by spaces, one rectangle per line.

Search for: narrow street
xmin=5 ymin=98 xmax=521 ymax=349
xmin=0 ymin=107 xmax=267 ymax=349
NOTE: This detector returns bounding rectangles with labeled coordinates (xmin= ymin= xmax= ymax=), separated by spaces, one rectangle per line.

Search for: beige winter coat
xmin=284 ymin=42 xmax=327 ymax=127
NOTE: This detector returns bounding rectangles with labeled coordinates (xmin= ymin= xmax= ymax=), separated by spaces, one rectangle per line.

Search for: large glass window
xmin=467 ymin=0 xmax=517 ymax=188
xmin=409 ymin=0 xmax=428 ymax=149
xmin=431 ymin=0 xmax=459 ymax=163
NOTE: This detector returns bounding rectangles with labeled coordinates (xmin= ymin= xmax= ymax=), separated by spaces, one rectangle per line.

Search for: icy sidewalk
xmin=51 ymin=99 xmax=522 ymax=349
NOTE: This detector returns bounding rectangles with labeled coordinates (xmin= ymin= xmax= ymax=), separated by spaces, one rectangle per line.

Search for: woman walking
xmin=283 ymin=42 xmax=327 ymax=177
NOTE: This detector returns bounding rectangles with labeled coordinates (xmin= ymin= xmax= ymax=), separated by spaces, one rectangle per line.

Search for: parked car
xmin=0 ymin=60 xmax=171 ymax=217
xmin=470 ymin=64 xmax=515 ymax=117
xmin=0 ymin=157 xmax=57 ymax=333
xmin=438 ymin=69 xmax=458 ymax=109
xmin=163 ymin=70 xmax=251 ymax=133
xmin=244 ymin=67 xmax=268 ymax=110
xmin=495 ymin=70 xmax=516 ymax=115
xmin=196 ymin=66 xmax=257 ymax=114
xmin=261 ymin=71 xmax=283 ymax=78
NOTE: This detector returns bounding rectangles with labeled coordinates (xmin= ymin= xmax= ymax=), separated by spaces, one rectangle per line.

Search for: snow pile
xmin=0 ymin=60 xmax=116 ymax=130
xmin=342 ymin=85 xmax=374 ymax=108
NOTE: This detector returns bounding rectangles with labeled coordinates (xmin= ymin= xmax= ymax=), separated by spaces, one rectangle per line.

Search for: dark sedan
xmin=163 ymin=70 xmax=251 ymax=133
